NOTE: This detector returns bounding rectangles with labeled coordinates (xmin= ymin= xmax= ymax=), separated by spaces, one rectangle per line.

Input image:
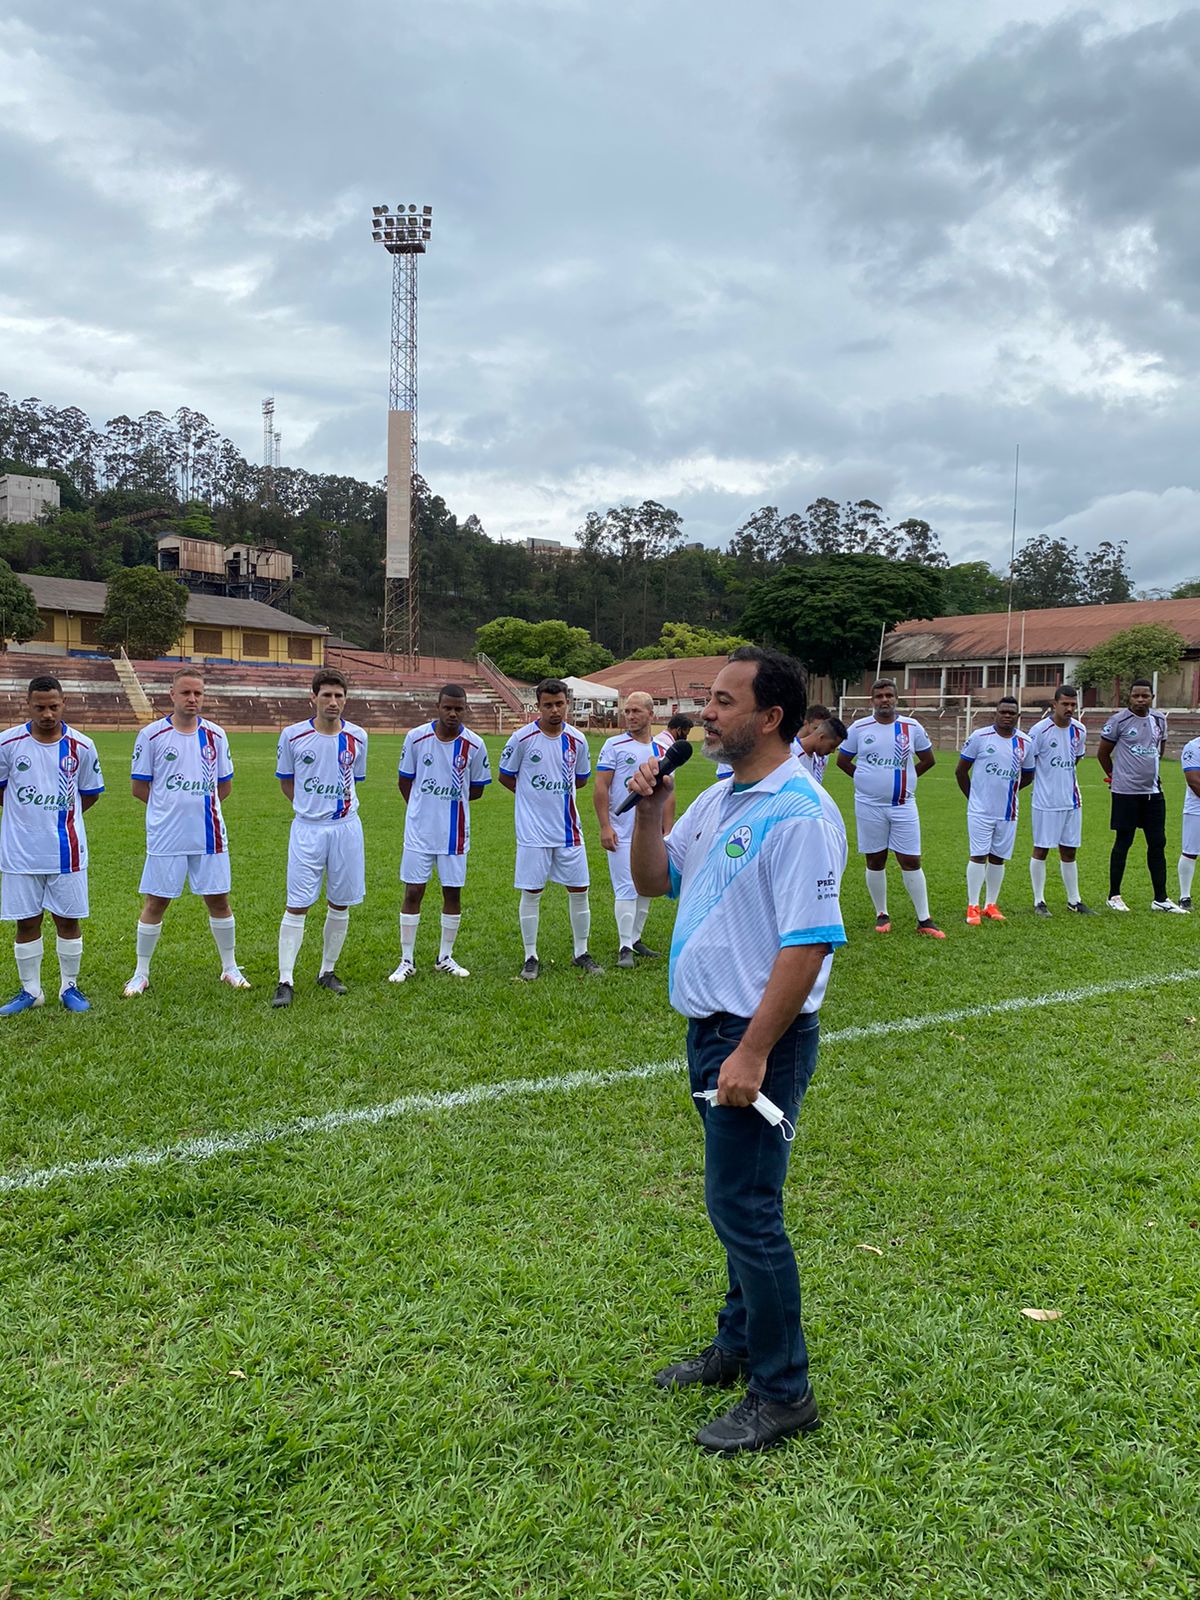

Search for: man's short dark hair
xmin=437 ymin=682 xmax=467 ymax=702
xmin=997 ymin=695 xmax=1019 ymax=709
xmin=27 ymin=675 xmax=63 ymax=698
xmin=1130 ymin=678 xmax=1153 ymax=691
xmin=536 ymin=678 xmax=569 ymax=701
xmin=823 ymin=716 xmax=848 ymax=741
xmin=871 ymin=679 xmax=896 ymax=694
xmin=806 ymin=703 xmax=830 ymax=723
xmin=1053 ymin=684 xmax=1078 ymax=701
xmin=311 ymin=668 xmax=348 ymax=695
xmin=727 ymin=645 xmax=808 ymax=742
xmin=666 ymin=714 xmax=693 ymax=736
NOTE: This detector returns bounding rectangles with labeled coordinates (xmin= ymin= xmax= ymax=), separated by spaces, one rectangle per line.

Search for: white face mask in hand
xmin=693 ymin=1089 xmax=796 ymax=1142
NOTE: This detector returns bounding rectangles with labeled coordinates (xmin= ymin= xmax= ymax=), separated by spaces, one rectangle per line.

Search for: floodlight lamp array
xmin=370 ymin=202 xmax=433 ymax=254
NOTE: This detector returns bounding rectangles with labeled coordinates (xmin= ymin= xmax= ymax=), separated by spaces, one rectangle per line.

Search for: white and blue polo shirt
xmin=664 ymin=754 xmax=847 ymax=1020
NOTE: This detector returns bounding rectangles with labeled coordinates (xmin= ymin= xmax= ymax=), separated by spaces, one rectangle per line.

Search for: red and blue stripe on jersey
xmin=199 ymin=724 xmax=226 ymax=853
xmin=57 ymin=732 xmax=83 ymax=872
xmin=891 ymin=720 xmax=913 ymax=806
xmin=560 ymin=730 xmax=583 ymax=846
xmin=335 ymin=729 xmax=359 ymax=819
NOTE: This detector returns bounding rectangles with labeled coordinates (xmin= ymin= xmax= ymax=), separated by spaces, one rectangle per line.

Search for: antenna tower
xmin=371 ymin=202 xmax=432 ymax=667
xmin=261 ymin=397 xmax=275 ymax=502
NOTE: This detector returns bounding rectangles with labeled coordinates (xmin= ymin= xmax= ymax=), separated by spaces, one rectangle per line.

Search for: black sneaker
xmin=631 ymin=940 xmax=660 ymax=958
xmin=1034 ymin=901 xmax=1051 ymax=918
xmin=316 ymin=971 xmax=348 ymax=995
xmin=572 ymin=952 xmax=604 ymax=975
xmin=654 ymin=1342 xmax=747 ymax=1391
xmin=1067 ymin=901 xmax=1097 ymax=915
xmin=695 ymin=1389 xmax=821 ymax=1454
xmin=1181 ymin=897 xmax=1193 ymax=912
xmin=617 ymin=946 xmax=635 ymax=969
xmin=271 ymin=981 xmax=293 ymax=1009
xmin=519 ymin=956 xmax=539 ymax=982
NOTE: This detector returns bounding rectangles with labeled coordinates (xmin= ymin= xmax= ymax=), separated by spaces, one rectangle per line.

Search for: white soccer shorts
xmin=1181 ymin=814 xmax=1200 ymax=858
xmin=854 ymin=799 xmax=922 ymax=857
xmin=968 ymin=816 xmax=1019 ymax=860
xmin=287 ymin=815 xmax=366 ymax=907
xmin=139 ymin=852 xmax=232 ymax=899
xmin=1031 ymin=807 xmax=1083 ymax=851
xmin=400 ymin=846 xmax=468 ymax=889
xmin=605 ymin=838 xmax=637 ymax=901
xmin=1 ymin=870 xmax=89 ymax=922
xmin=514 ymin=843 xmax=590 ymax=891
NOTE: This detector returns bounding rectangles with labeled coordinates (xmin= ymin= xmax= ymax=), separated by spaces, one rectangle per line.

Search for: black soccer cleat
xmin=271 ymin=981 xmax=293 ymax=1009
xmin=1033 ymin=902 xmax=1051 ymax=918
xmin=617 ymin=946 xmax=635 ymax=969
xmin=316 ymin=971 xmax=348 ymax=995
xmin=1067 ymin=901 xmax=1097 ymax=915
xmin=631 ymin=939 xmax=660 ymax=958
xmin=572 ymin=952 xmax=604 ymax=975
xmin=519 ymin=956 xmax=540 ymax=982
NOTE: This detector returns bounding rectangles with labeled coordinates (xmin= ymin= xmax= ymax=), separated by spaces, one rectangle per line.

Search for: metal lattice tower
xmin=371 ymin=202 xmax=432 ymax=667
xmin=261 ymin=397 xmax=275 ymax=501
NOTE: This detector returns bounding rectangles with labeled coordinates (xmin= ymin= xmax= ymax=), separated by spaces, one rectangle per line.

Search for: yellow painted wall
xmin=22 ymin=610 xmax=324 ymax=667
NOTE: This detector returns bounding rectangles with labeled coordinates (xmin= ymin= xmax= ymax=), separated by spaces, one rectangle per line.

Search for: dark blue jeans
xmin=686 ymin=1010 xmax=819 ymax=1403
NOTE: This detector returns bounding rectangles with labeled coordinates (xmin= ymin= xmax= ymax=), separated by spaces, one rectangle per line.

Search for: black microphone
xmin=614 ymin=739 xmax=694 ymax=816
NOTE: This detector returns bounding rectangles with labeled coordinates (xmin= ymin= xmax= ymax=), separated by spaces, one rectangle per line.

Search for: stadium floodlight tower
xmin=371 ymin=202 xmax=433 ymax=667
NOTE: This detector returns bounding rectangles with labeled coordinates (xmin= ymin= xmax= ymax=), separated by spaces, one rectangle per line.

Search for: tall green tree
xmin=1077 ymin=624 xmax=1186 ymax=696
xmin=1009 ymin=535 xmax=1085 ymax=609
xmin=99 ymin=566 xmax=189 ymax=658
xmin=628 ymin=621 xmax=749 ymax=659
xmin=1086 ymin=540 xmax=1133 ymax=604
xmin=740 ymin=555 xmax=943 ymax=683
xmin=940 ymin=561 xmax=1008 ymax=615
xmin=0 ymin=559 xmax=41 ymax=649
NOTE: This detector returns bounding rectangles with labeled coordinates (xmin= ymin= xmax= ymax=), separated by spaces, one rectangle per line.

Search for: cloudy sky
xmin=3 ymin=0 xmax=1199 ymax=587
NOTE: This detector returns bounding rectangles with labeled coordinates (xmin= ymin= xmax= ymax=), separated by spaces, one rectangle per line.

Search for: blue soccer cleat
xmin=0 ymin=989 xmax=44 ymax=1016
xmin=60 ymin=985 xmax=91 ymax=1013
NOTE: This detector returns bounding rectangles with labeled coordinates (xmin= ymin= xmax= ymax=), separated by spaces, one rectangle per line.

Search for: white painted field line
xmin=3 ymin=966 xmax=1198 ymax=1197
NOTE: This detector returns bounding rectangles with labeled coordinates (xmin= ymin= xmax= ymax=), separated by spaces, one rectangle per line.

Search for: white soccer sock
xmin=985 ymin=863 xmax=1005 ymax=905
xmin=865 ymin=868 xmax=889 ymax=915
xmin=278 ymin=911 xmax=307 ymax=984
xmin=14 ymin=937 xmax=43 ymax=999
xmin=209 ymin=915 xmax=238 ymax=974
xmin=56 ymin=936 xmax=82 ymax=994
xmin=615 ymin=897 xmax=637 ymax=949
xmin=633 ymin=896 xmax=652 ymax=941
xmin=400 ymin=913 xmax=421 ymax=962
xmin=1029 ymin=857 xmax=1047 ymax=902
xmin=1179 ymin=855 xmax=1197 ymax=900
xmin=321 ymin=908 xmax=350 ymax=974
xmin=568 ymin=892 xmax=591 ymax=957
xmin=966 ymin=861 xmax=987 ymax=907
xmin=1061 ymin=860 xmax=1080 ymax=904
xmin=519 ymin=891 xmax=541 ymax=959
xmin=901 ymin=868 xmax=930 ymax=921
xmin=439 ymin=914 xmax=461 ymax=959
xmin=134 ymin=920 xmax=162 ymax=978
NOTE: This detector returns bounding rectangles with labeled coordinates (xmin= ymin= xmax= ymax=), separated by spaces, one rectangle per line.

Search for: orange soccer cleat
xmin=981 ymin=903 xmax=1006 ymax=922
xmin=965 ymin=904 xmax=982 ymax=926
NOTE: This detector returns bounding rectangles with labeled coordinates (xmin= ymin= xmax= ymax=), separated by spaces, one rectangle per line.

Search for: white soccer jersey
xmin=1182 ymin=737 xmax=1200 ymax=816
xmin=841 ymin=716 xmax=930 ymax=805
xmin=664 ymin=756 xmax=847 ymax=1019
xmin=1028 ymin=716 xmax=1086 ymax=811
xmin=597 ymin=733 xmax=669 ymax=838
xmin=398 ymin=722 xmax=491 ymax=855
xmin=499 ymin=721 xmax=591 ymax=847
xmin=960 ymin=725 xmax=1035 ymax=820
xmin=0 ymin=723 xmax=104 ymax=874
xmin=132 ymin=715 xmax=234 ymax=857
xmin=797 ymin=745 xmax=829 ymax=786
xmin=276 ymin=719 xmax=368 ymax=821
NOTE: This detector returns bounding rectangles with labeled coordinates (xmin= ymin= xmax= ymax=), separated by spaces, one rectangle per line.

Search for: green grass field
xmin=2 ymin=732 xmax=1199 ymax=1598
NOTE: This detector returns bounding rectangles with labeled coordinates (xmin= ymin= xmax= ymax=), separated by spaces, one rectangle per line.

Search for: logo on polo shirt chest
xmin=725 ymin=824 xmax=753 ymax=859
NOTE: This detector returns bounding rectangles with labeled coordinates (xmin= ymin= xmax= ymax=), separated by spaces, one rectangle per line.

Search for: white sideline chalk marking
xmin=4 ymin=966 xmax=1199 ymax=1196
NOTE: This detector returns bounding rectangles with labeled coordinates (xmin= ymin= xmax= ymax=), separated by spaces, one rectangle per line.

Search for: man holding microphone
xmin=628 ymin=645 xmax=847 ymax=1454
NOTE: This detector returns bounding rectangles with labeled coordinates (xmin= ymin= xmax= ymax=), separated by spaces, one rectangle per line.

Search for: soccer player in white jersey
xmin=594 ymin=691 xmax=673 ymax=968
xmin=124 ymin=667 xmax=249 ymax=995
xmin=956 ymin=696 xmax=1035 ymax=924
xmin=1177 ymin=734 xmax=1200 ymax=910
xmin=390 ymin=683 xmax=491 ymax=982
xmin=796 ymin=714 xmax=847 ymax=786
xmin=499 ymin=678 xmax=601 ymax=980
xmin=272 ymin=669 xmax=368 ymax=1007
xmin=835 ymin=679 xmax=943 ymax=937
xmin=0 ymin=674 xmax=103 ymax=1015
xmin=1027 ymin=684 xmax=1094 ymax=917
